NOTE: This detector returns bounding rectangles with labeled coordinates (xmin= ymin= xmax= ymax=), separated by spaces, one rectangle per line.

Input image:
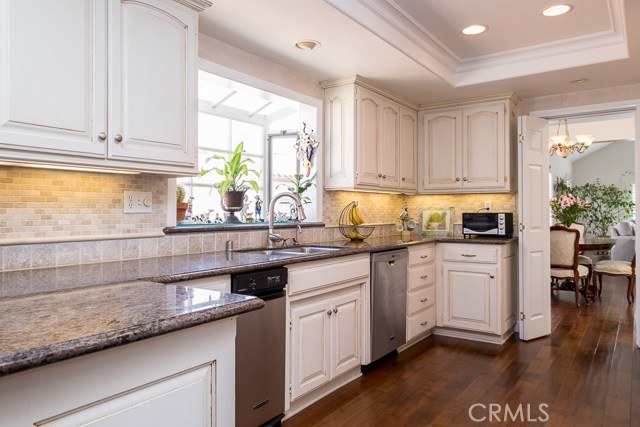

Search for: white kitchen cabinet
xmin=286 ymin=254 xmax=370 ymax=416
xmin=0 ymin=319 xmax=236 ymax=427
xmin=436 ymin=242 xmax=517 ymax=344
xmin=0 ymin=0 xmax=209 ymax=175
xmin=290 ymin=287 xmax=361 ymax=400
xmin=399 ymin=106 xmax=418 ymax=192
xmin=322 ymin=76 xmax=418 ymax=193
xmin=419 ymin=97 xmax=517 ymax=193
xmin=405 ymin=243 xmax=436 ymax=341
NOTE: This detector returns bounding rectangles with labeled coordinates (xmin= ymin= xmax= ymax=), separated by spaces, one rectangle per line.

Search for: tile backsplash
xmin=0 ymin=166 xmax=167 ymax=243
xmin=0 ymin=166 xmax=516 ymax=272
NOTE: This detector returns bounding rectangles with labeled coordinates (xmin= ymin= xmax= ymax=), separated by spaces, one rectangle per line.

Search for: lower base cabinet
xmin=436 ymin=242 xmax=517 ymax=343
xmin=0 ymin=319 xmax=236 ymax=427
xmin=286 ymin=254 xmax=370 ymax=415
xmin=290 ymin=287 xmax=361 ymax=400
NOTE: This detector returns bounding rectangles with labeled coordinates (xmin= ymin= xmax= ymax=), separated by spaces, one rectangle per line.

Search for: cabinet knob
xmin=420 ymin=321 xmax=429 ymax=326
xmin=402 ymin=177 xmax=406 ymax=181
xmin=490 ymin=274 xmax=495 ymax=279
xmin=420 ymin=298 xmax=428 ymax=303
xmin=382 ymin=174 xmax=386 ymax=179
xmin=98 ymin=132 xmax=107 ymax=141
xmin=378 ymin=173 xmax=383 ymax=178
xmin=333 ymin=308 xmax=338 ymax=314
xmin=463 ymin=177 xmax=468 ymax=182
xmin=455 ymin=177 xmax=460 ymax=182
xmin=327 ymin=310 xmax=332 ymax=316
xmin=114 ymin=134 xmax=123 ymax=143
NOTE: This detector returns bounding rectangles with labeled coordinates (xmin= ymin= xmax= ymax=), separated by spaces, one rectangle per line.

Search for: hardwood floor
xmin=283 ymin=276 xmax=640 ymax=427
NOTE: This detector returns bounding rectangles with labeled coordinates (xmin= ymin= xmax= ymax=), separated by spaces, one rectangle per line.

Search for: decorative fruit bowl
xmin=338 ymin=201 xmax=375 ymax=241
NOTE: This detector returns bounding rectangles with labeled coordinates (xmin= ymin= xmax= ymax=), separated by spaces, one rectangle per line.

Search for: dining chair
xmin=569 ymin=222 xmax=593 ymax=285
xmin=592 ymin=254 xmax=636 ymax=304
xmin=550 ymin=225 xmax=590 ymax=307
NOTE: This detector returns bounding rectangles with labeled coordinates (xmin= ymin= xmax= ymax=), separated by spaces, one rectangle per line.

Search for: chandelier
xmin=549 ymin=119 xmax=594 ymax=158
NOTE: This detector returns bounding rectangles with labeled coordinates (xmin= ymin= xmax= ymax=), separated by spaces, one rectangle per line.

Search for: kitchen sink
xmin=239 ymin=245 xmax=344 ymax=257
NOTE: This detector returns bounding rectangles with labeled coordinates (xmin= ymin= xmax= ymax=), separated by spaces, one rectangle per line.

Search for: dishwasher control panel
xmin=231 ymin=267 xmax=288 ymax=296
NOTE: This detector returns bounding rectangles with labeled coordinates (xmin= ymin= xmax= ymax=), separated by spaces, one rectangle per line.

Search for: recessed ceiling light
xmin=295 ymin=40 xmax=320 ymax=50
xmin=569 ymin=78 xmax=589 ymax=84
xmin=542 ymin=4 xmax=573 ymax=17
xmin=461 ymin=25 xmax=488 ymax=36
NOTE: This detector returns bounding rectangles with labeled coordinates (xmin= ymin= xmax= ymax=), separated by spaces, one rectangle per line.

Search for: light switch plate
xmin=484 ymin=200 xmax=492 ymax=210
xmin=124 ymin=191 xmax=152 ymax=213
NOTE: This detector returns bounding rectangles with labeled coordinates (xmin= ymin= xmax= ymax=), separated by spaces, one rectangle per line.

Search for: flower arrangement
xmin=549 ymin=194 xmax=590 ymax=227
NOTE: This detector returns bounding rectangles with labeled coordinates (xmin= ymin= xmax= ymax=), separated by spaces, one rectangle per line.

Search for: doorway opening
xmin=519 ymin=100 xmax=640 ymax=347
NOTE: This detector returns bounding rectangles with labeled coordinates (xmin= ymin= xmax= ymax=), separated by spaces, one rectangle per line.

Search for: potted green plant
xmin=200 ymin=141 xmax=260 ymax=223
xmin=276 ymin=173 xmax=316 ymax=205
xmin=176 ymin=184 xmax=188 ymax=222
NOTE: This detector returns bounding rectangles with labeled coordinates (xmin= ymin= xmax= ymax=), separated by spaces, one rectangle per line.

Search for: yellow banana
xmin=351 ymin=205 xmax=364 ymax=226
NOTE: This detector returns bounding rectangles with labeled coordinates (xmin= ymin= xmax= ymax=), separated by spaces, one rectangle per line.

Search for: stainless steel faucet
xmin=267 ymin=192 xmax=306 ymax=248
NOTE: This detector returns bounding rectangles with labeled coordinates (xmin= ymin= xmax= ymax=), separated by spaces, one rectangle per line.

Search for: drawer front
xmin=408 ymin=245 xmax=435 ymax=266
xmin=407 ymin=263 xmax=435 ymax=291
xmin=407 ymin=306 xmax=436 ymax=341
xmin=442 ymin=245 xmax=498 ymax=264
xmin=407 ymin=285 xmax=435 ymax=316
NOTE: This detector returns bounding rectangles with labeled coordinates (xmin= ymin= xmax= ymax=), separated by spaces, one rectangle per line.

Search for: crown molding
xmin=321 ymin=75 xmax=419 ymax=110
xmin=322 ymin=0 xmax=628 ymax=88
xmin=419 ymin=93 xmax=520 ymax=111
xmin=173 ymin=0 xmax=212 ymax=12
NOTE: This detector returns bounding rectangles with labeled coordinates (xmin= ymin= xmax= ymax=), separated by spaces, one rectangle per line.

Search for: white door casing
xmin=517 ymin=115 xmax=551 ymax=341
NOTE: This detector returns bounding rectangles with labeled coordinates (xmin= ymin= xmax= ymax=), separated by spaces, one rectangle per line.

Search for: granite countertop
xmin=0 ymin=280 xmax=263 ymax=377
xmin=0 ymin=234 xmax=516 ymax=377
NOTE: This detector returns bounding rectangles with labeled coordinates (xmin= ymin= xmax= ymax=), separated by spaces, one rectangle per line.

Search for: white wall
xmin=549 ymin=155 xmax=572 ymax=191
xmin=572 ymin=141 xmax=635 ymax=187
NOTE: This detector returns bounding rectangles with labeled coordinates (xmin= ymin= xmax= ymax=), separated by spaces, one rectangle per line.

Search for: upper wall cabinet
xmin=0 ymin=0 xmax=210 ymax=175
xmin=322 ymin=77 xmax=418 ymax=194
xmin=419 ymin=97 xmax=518 ymax=193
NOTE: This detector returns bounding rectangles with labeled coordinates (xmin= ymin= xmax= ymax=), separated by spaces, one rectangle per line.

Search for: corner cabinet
xmin=322 ymin=77 xmax=418 ymax=193
xmin=419 ymin=97 xmax=518 ymax=193
xmin=436 ymin=242 xmax=517 ymax=344
xmin=286 ymin=254 xmax=370 ymax=417
xmin=0 ymin=0 xmax=210 ymax=175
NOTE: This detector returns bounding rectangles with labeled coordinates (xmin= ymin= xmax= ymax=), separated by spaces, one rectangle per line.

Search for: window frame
xmin=168 ymin=59 xmax=322 ymax=226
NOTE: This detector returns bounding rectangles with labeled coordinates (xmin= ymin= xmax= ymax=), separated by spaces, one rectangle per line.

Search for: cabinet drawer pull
xmin=420 ymin=321 xmax=429 ymax=326
xmin=420 ymin=275 xmax=428 ymax=279
xmin=420 ymin=255 xmax=428 ymax=259
xmin=420 ymin=298 xmax=428 ymax=303
xmin=461 ymin=254 xmax=476 ymax=258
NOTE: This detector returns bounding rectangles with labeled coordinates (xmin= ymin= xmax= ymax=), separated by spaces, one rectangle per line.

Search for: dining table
xmin=579 ymin=237 xmax=617 ymax=253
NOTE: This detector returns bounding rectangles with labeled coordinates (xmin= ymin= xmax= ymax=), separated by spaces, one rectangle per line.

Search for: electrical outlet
xmin=124 ymin=191 xmax=152 ymax=213
xmin=484 ymin=201 xmax=492 ymax=211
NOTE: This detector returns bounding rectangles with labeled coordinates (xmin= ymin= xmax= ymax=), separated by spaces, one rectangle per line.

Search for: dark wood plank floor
xmin=284 ymin=276 xmax=640 ymax=427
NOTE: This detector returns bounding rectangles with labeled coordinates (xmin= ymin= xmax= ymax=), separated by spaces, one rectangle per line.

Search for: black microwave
xmin=462 ymin=212 xmax=514 ymax=238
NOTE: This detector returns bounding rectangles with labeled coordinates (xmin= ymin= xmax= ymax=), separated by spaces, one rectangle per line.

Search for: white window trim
xmin=167 ymin=59 xmax=323 ymax=225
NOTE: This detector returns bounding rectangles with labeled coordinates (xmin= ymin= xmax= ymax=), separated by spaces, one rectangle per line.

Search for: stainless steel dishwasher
xmin=232 ymin=267 xmax=287 ymax=427
xmin=370 ymin=249 xmax=408 ymax=363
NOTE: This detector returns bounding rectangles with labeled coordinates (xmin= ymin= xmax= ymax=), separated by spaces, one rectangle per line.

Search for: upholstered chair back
xmin=550 ymin=225 xmax=579 ymax=269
